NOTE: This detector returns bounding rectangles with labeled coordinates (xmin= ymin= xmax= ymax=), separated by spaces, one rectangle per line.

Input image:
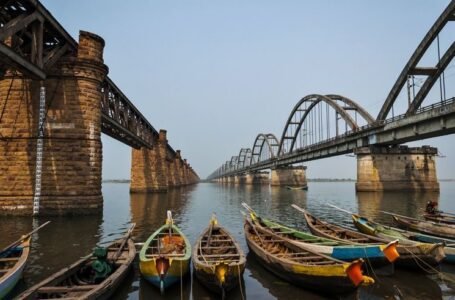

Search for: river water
xmin=2 ymin=181 xmax=455 ymax=299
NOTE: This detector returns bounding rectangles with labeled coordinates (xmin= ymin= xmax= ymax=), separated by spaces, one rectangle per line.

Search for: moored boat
xmin=140 ymin=211 xmax=191 ymax=294
xmin=192 ymin=214 xmax=246 ymax=297
xmin=18 ymin=224 xmax=136 ymax=300
xmin=293 ymin=205 xmax=447 ymax=269
xmin=0 ymin=237 xmax=31 ymax=299
xmin=392 ymin=214 xmax=455 ymax=239
xmin=244 ymin=217 xmax=374 ymax=295
xmin=423 ymin=213 xmax=455 ymax=225
xmin=242 ymin=203 xmax=399 ymax=266
xmin=285 ymin=185 xmax=308 ymax=190
xmin=351 ymin=214 xmax=446 ymax=268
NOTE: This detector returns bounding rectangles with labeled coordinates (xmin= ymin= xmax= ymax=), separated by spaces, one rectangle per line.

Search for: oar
xmin=112 ymin=223 xmax=136 ymax=262
xmin=380 ymin=210 xmax=423 ymax=221
xmin=327 ymin=204 xmax=355 ymax=215
xmin=1 ymin=221 xmax=51 ymax=254
xmin=291 ymin=204 xmax=306 ymax=214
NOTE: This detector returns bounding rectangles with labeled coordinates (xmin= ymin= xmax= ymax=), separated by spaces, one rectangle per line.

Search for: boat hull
xmin=246 ymin=242 xmax=359 ymax=295
xmin=0 ymin=238 xmax=30 ymax=299
xmin=193 ymin=263 xmax=244 ymax=294
xmin=140 ymin=258 xmax=190 ymax=289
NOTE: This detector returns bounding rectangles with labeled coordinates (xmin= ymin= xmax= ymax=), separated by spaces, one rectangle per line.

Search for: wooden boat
xmin=423 ymin=213 xmax=455 ymax=225
xmin=140 ymin=211 xmax=191 ymax=294
xmin=392 ymin=214 xmax=455 ymax=239
xmin=244 ymin=218 xmax=374 ymax=295
xmin=351 ymin=214 xmax=446 ymax=266
xmin=293 ymin=205 xmax=446 ymax=269
xmin=192 ymin=214 xmax=246 ymax=297
xmin=0 ymin=237 xmax=31 ymax=299
xmin=241 ymin=203 xmax=399 ymax=266
xmin=285 ymin=185 xmax=308 ymax=190
xmin=0 ymin=221 xmax=50 ymax=299
xmin=18 ymin=224 xmax=136 ymax=300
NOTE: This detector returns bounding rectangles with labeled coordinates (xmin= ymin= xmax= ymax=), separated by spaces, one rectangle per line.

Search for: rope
xmin=402 ymin=246 xmax=442 ymax=274
xmin=237 ymin=264 xmax=245 ymax=300
xmin=180 ymin=258 xmax=183 ymax=300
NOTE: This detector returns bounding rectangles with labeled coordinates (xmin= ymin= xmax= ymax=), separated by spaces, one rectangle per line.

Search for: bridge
xmin=208 ymin=1 xmax=455 ymax=192
xmin=0 ymin=0 xmax=199 ymax=216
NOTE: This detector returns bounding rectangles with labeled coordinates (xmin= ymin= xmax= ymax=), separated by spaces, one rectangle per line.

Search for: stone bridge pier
xmin=0 ymin=31 xmax=108 ymax=215
xmin=130 ymin=130 xmax=199 ymax=193
xmin=270 ymin=166 xmax=307 ymax=188
xmin=355 ymin=146 xmax=439 ymax=192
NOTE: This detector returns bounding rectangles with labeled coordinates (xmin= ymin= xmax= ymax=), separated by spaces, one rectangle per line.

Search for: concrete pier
xmin=270 ymin=166 xmax=307 ymax=188
xmin=355 ymin=146 xmax=439 ymax=192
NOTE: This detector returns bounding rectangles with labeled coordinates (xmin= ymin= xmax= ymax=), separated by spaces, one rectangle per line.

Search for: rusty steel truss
xmin=0 ymin=0 xmax=168 ymax=150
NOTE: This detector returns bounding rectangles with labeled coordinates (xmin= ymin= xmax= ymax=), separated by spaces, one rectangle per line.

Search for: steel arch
xmin=238 ymin=148 xmax=252 ymax=168
xmin=230 ymin=156 xmax=239 ymax=171
xmin=278 ymin=94 xmax=366 ymax=154
xmin=377 ymin=0 xmax=455 ymax=120
xmin=250 ymin=133 xmax=280 ymax=165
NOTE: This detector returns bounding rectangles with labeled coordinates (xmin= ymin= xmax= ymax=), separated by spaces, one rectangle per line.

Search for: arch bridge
xmin=208 ymin=0 xmax=455 ymax=192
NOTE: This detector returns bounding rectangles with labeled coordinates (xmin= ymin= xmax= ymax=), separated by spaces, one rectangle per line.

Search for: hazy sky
xmin=42 ymin=0 xmax=454 ymax=179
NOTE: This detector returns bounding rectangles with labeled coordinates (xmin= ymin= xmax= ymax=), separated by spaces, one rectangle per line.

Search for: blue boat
xmin=0 ymin=237 xmax=31 ymax=299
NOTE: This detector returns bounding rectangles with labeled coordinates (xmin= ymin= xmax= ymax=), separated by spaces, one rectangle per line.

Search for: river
xmin=2 ymin=181 xmax=455 ymax=299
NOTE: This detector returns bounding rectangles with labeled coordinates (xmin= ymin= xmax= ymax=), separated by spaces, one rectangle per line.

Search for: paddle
xmin=1 ymin=221 xmax=50 ymax=254
xmin=291 ymin=204 xmax=306 ymax=214
xmin=327 ymin=204 xmax=355 ymax=215
xmin=112 ymin=223 xmax=136 ymax=262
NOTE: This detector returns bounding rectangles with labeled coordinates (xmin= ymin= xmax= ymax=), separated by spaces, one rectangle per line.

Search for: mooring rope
xmin=402 ymin=246 xmax=441 ymax=274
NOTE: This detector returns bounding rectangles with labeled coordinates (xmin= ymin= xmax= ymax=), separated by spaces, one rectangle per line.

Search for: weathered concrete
xmin=355 ymin=145 xmax=439 ymax=191
xmin=243 ymin=172 xmax=270 ymax=184
xmin=270 ymin=166 xmax=307 ymax=188
xmin=0 ymin=31 xmax=107 ymax=215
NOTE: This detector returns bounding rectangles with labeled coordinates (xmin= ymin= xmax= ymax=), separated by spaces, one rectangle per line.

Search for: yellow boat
xmin=192 ymin=214 xmax=246 ymax=297
xmin=139 ymin=211 xmax=191 ymax=294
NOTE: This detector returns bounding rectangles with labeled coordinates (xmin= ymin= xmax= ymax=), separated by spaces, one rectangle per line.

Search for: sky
xmin=41 ymin=0 xmax=455 ymax=179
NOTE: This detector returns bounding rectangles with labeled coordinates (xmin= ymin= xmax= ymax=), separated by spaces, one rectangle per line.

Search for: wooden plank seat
xmin=0 ymin=257 xmax=20 ymax=262
xmin=145 ymin=253 xmax=186 ymax=258
xmin=200 ymin=254 xmax=240 ymax=258
xmin=37 ymin=285 xmax=98 ymax=293
xmin=0 ymin=268 xmax=11 ymax=273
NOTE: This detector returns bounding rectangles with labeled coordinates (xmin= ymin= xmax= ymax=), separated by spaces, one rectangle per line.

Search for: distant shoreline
xmin=104 ymin=178 xmax=455 ymax=183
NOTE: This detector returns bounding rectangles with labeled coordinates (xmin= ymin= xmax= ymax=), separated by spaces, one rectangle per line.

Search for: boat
xmin=244 ymin=217 xmax=374 ymax=295
xmin=18 ymin=224 xmax=136 ymax=300
xmin=241 ymin=203 xmax=399 ymax=266
xmin=192 ymin=214 xmax=246 ymax=297
xmin=0 ymin=237 xmax=31 ymax=299
xmin=285 ymin=185 xmax=308 ymax=190
xmin=423 ymin=212 xmax=455 ymax=225
xmin=0 ymin=221 xmax=50 ymax=299
xmin=293 ymin=205 xmax=446 ymax=269
xmin=140 ymin=211 xmax=191 ymax=294
xmin=392 ymin=214 xmax=455 ymax=239
xmin=351 ymin=214 xmax=446 ymax=266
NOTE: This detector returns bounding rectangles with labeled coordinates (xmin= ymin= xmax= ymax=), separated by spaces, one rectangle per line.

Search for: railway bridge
xmin=0 ymin=0 xmax=198 ymax=215
xmin=208 ymin=1 xmax=455 ymax=192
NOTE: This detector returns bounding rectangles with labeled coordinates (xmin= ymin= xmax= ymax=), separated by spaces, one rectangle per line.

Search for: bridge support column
xmin=172 ymin=150 xmax=182 ymax=187
xmin=270 ymin=166 xmax=307 ymax=188
xmin=0 ymin=31 xmax=107 ymax=215
xmin=355 ymin=146 xmax=439 ymax=191
xmin=131 ymin=129 xmax=169 ymax=193
xmin=244 ymin=172 xmax=270 ymax=184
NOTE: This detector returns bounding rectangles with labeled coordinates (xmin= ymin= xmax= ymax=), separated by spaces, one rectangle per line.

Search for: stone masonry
xmin=0 ymin=31 xmax=107 ymax=215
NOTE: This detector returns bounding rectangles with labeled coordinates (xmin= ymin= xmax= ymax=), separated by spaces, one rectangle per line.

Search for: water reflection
xmin=2 ymin=182 xmax=454 ymax=299
xmin=357 ymin=191 xmax=440 ymax=225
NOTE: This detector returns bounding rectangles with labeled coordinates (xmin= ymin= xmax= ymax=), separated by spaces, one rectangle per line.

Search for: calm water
xmin=2 ymin=181 xmax=455 ymax=299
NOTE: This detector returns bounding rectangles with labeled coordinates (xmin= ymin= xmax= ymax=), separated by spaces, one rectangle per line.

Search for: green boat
xmin=242 ymin=203 xmax=399 ymax=266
